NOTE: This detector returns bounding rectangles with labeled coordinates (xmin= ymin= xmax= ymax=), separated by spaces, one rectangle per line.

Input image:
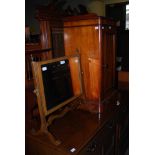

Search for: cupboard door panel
xmin=81 ymin=26 xmax=100 ymax=59
xmin=79 ymin=26 xmax=100 ymax=100
xmin=64 ymin=26 xmax=100 ymax=100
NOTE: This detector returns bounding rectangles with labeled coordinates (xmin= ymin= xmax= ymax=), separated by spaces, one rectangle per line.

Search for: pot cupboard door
xmin=64 ymin=25 xmax=100 ymax=101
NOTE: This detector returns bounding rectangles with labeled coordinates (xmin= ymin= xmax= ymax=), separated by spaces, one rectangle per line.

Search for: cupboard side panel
xmin=101 ymin=31 xmax=116 ymax=99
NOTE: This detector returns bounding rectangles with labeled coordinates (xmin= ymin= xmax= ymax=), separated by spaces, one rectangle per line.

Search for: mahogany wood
xmin=69 ymin=56 xmax=83 ymax=96
xmin=118 ymin=71 xmax=129 ymax=90
xmin=63 ymin=14 xmax=117 ymax=104
xmin=25 ymin=43 xmax=41 ymax=51
xmin=39 ymin=21 xmax=52 ymax=49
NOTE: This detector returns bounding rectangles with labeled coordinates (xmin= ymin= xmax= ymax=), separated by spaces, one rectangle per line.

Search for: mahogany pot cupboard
xmin=64 ymin=14 xmax=117 ymax=104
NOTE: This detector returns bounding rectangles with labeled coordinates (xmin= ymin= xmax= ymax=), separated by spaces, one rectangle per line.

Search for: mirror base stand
xmin=31 ymin=106 xmax=72 ymax=146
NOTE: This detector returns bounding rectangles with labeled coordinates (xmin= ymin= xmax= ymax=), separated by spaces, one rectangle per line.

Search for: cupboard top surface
xmin=63 ymin=14 xmax=116 ymax=27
